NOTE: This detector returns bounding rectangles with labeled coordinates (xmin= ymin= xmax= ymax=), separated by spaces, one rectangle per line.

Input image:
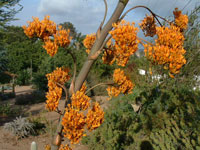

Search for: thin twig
xmin=95 ymin=0 xmax=108 ymax=40
xmin=68 ymin=51 xmax=77 ymax=83
xmin=55 ymin=108 xmax=63 ymax=115
xmin=56 ymin=82 xmax=69 ymax=108
xmin=85 ymin=82 xmax=114 ymax=94
xmin=96 ymin=0 xmax=108 ymax=39
xmin=101 ymin=0 xmax=108 ymax=28
xmin=137 ymin=37 xmax=154 ymax=46
xmin=67 ymin=50 xmax=77 ymax=95
xmin=120 ymin=5 xmax=172 ymax=26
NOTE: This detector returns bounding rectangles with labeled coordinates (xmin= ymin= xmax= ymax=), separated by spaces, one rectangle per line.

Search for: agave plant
xmin=4 ymin=116 xmax=34 ymax=138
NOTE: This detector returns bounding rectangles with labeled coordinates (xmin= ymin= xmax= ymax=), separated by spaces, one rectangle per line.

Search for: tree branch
xmin=74 ymin=1 xmax=129 ymax=93
xmin=67 ymin=50 xmax=77 ymax=95
xmin=85 ymin=82 xmax=114 ymax=94
xmin=120 ymin=5 xmax=171 ymax=26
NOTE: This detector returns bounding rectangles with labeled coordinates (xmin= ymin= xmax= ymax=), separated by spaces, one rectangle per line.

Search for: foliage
xmin=29 ymin=116 xmax=46 ymax=136
xmin=0 ymin=103 xmax=20 ymax=116
xmin=82 ymin=84 xmax=200 ymax=150
xmin=0 ymin=72 xmax=12 ymax=84
xmin=0 ymin=48 xmax=8 ymax=72
xmin=4 ymin=116 xmax=34 ymax=138
xmin=15 ymin=68 xmax=31 ymax=85
xmin=0 ymin=0 xmax=22 ymax=27
xmin=179 ymin=6 xmax=200 ymax=87
xmin=15 ymin=90 xmax=46 ymax=105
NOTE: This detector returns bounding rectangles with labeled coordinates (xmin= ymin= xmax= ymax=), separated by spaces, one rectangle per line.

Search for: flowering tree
xmin=23 ymin=0 xmax=188 ymax=149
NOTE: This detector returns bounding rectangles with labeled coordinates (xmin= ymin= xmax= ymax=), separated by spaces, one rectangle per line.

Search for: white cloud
xmin=38 ymin=0 xmax=108 ymax=34
xmin=36 ymin=0 xmax=199 ymax=35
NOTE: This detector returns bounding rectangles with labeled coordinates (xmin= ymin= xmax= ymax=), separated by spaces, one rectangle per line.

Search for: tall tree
xmin=0 ymin=0 xmax=22 ymax=27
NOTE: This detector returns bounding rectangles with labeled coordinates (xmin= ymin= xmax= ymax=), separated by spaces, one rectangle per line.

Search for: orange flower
xmin=173 ymin=8 xmax=188 ymax=31
xmin=23 ymin=16 xmax=71 ymax=56
xmin=144 ymin=25 xmax=186 ymax=77
xmin=86 ymin=102 xmax=104 ymax=131
xmin=59 ymin=144 xmax=72 ymax=150
xmin=106 ymin=86 xmax=121 ymax=100
xmin=45 ymin=67 xmax=70 ymax=111
xmin=102 ymin=39 xmax=116 ymax=65
xmin=109 ymin=20 xmax=139 ymax=66
xmin=62 ymin=105 xmax=86 ymax=144
xmin=43 ymin=37 xmax=58 ymax=57
xmin=139 ymin=14 xmax=157 ymax=37
xmin=45 ymin=86 xmax=62 ymax=111
xmin=71 ymin=92 xmax=90 ymax=111
xmin=83 ymin=33 xmax=96 ymax=54
xmin=71 ymin=82 xmax=90 ymax=110
xmin=46 ymin=67 xmax=70 ymax=89
xmin=54 ymin=25 xmax=71 ymax=48
xmin=23 ymin=16 xmax=56 ymax=39
xmin=107 ymin=68 xmax=134 ymax=99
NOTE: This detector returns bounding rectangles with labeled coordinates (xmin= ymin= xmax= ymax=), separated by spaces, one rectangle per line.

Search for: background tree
xmin=0 ymin=0 xmax=22 ymax=84
xmin=0 ymin=0 xmax=22 ymax=27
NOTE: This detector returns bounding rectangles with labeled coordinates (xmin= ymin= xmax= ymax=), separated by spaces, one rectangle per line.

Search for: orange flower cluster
xmin=54 ymin=26 xmax=71 ymax=47
xmin=62 ymin=82 xmax=105 ymax=144
xmin=59 ymin=144 xmax=72 ymax=150
xmin=23 ymin=16 xmax=71 ymax=56
xmin=46 ymin=86 xmax=62 ymax=111
xmin=62 ymin=105 xmax=86 ymax=144
xmin=43 ymin=38 xmax=59 ymax=56
xmin=83 ymin=33 xmax=96 ymax=54
xmin=107 ymin=68 xmax=134 ymax=99
xmin=139 ymin=14 xmax=157 ymax=37
xmin=109 ymin=20 xmax=139 ymax=66
xmin=144 ymin=25 xmax=186 ymax=76
xmin=173 ymin=8 xmax=188 ymax=31
xmin=86 ymin=102 xmax=104 ymax=131
xmin=23 ymin=16 xmax=56 ymax=39
xmin=102 ymin=39 xmax=116 ymax=65
xmin=71 ymin=83 xmax=91 ymax=110
xmin=45 ymin=67 xmax=70 ymax=111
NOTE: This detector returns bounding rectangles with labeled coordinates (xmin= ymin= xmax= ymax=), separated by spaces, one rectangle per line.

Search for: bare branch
xmin=67 ymin=51 xmax=77 ymax=95
xmin=96 ymin=0 xmax=108 ymax=39
xmin=137 ymin=37 xmax=154 ymax=46
xmin=101 ymin=0 xmax=108 ymax=28
xmin=56 ymin=82 xmax=69 ymax=108
xmin=85 ymin=82 xmax=114 ymax=94
xmin=120 ymin=5 xmax=172 ymax=26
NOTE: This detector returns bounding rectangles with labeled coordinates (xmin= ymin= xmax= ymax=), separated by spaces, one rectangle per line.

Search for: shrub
xmin=0 ymin=103 xmax=20 ymax=117
xmin=4 ymin=116 xmax=34 ymax=139
xmin=82 ymin=85 xmax=200 ymax=150
xmin=32 ymin=72 xmax=48 ymax=92
xmin=15 ymin=69 xmax=31 ymax=85
xmin=29 ymin=116 xmax=46 ymax=136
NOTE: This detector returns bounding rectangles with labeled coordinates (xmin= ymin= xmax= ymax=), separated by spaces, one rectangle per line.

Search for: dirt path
xmin=0 ymin=86 xmax=109 ymax=150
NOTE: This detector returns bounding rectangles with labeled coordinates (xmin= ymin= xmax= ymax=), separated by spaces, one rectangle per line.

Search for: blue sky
xmin=11 ymin=0 xmax=199 ymax=35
